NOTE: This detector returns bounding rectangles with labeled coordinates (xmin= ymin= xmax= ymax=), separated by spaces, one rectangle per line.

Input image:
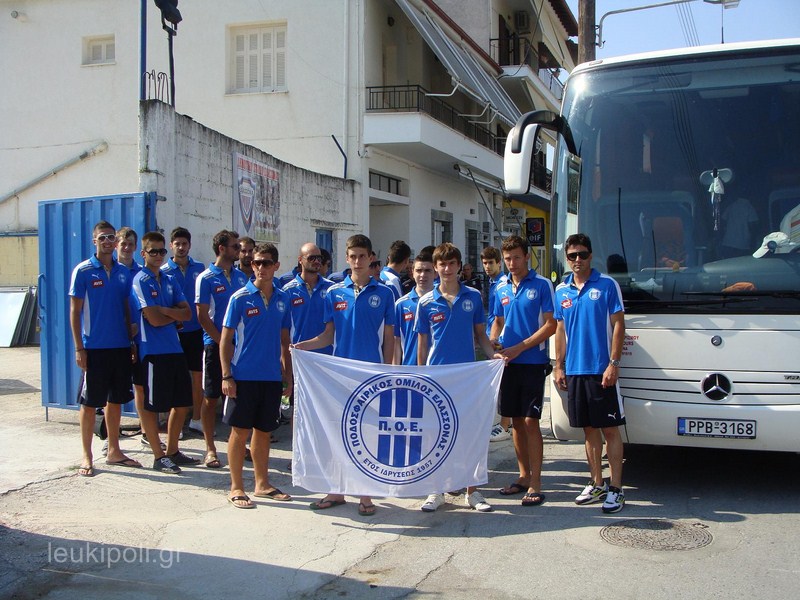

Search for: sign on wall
xmin=526 ymin=217 xmax=545 ymax=247
xmin=232 ymin=153 xmax=280 ymax=243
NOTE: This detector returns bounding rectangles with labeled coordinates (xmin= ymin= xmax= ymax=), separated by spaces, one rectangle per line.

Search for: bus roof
xmin=571 ymin=38 xmax=800 ymax=76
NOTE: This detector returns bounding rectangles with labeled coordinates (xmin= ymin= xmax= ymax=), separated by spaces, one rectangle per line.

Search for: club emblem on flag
xmin=341 ymin=373 xmax=458 ymax=485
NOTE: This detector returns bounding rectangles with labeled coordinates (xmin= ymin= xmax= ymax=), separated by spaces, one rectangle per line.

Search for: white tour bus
xmin=505 ymin=39 xmax=800 ymax=452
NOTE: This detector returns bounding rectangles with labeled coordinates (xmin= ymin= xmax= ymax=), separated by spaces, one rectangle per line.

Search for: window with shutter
xmin=228 ymin=23 xmax=287 ymax=94
xmin=83 ymin=35 xmax=116 ymax=66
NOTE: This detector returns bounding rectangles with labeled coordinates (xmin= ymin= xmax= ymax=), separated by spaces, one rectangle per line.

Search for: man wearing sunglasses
xmin=220 ymin=243 xmax=293 ymax=509
xmin=553 ymin=233 xmax=626 ymax=514
xmin=69 ymin=221 xmax=138 ymax=477
xmin=131 ymin=231 xmax=197 ymax=473
xmin=196 ymin=230 xmax=250 ymax=469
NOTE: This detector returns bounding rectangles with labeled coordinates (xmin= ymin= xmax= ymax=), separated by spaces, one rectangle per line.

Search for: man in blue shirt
xmin=553 ymin=233 xmax=626 ymax=513
xmin=131 ymin=231 xmax=197 ymax=474
xmin=69 ymin=221 xmax=138 ymax=476
xmin=196 ymin=230 xmax=250 ymax=468
xmin=294 ymin=234 xmax=395 ymax=516
xmin=392 ymin=251 xmax=434 ymax=366
xmin=237 ymin=236 xmax=256 ymax=282
xmin=220 ymin=243 xmax=293 ymax=509
xmin=415 ymin=243 xmax=499 ymax=513
xmin=380 ymin=240 xmax=411 ymax=302
xmin=162 ymin=227 xmax=207 ymax=437
xmin=490 ymin=236 xmax=556 ymax=506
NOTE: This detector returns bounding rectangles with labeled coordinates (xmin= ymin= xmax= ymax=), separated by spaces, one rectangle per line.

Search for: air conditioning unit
xmin=514 ymin=11 xmax=531 ymax=33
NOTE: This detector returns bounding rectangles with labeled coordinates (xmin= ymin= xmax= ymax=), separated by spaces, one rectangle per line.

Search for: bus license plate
xmin=677 ymin=418 xmax=756 ymax=439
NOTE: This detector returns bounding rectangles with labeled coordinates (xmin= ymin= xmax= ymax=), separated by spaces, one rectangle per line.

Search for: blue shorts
xmin=223 ymin=380 xmax=282 ymax=433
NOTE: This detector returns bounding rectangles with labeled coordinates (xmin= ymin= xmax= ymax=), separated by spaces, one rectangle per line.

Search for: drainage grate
xmin=600 ymin=519 xmax=712 ymax=551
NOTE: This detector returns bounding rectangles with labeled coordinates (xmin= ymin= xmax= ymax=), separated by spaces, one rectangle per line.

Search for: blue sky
xmin=564 ymin=0 xmax=800 ymax=59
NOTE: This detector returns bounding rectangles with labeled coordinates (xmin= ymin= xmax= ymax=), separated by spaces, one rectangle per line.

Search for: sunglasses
xmin=145 ymin=248 xmax=168 ymax=256
xmin=95 ymin=233 xmax=116 ymax=243
xmin=252 ymin=259 xmax=275 ymax=268
xmin=566 ymin=251 xmax=590 ymax=261
xmin=305 ymin=254 xmax=323 ymax=262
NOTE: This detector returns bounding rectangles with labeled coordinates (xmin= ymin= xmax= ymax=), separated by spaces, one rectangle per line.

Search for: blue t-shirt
xmin=553 ymin=268 xmax=625 ymax=375
xmin=492 ymin=270 xmax=555 ymax=364
xmin=394 ymin=288 xmax=422 ymax=366
xmin=283 ymin=273 xmax=334 ymax=354
xmin=69 ymin=256 xmax=131 ymax=350
xmin=223 ymin=281 xmax=291 ymax=382
xmin=195 ymin=264 xmax=249 ymax=345
xmin=415 ymin=283 xmax=485 ymax=365
xmin=323 ymin=276 xmax=395 ymax=363
xmin=131 ymin=267 xmax=186 ymax=358
xmin=161 ymin=256 xmax=205 ymax=332
xmin=486 ymin=272 xmax=507 ymax=336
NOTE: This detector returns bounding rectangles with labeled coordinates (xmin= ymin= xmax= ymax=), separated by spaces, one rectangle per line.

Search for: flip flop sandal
xmin=499 ymin=482 xmax=527 ymax=495
xmin=358 ymin=502 xmax=376 ymax=516
xmin=309 ymin=498 xmax=346 ymax=510
xmin=228 ymin=494 xmax=255 ymax=509
xmin=254 ymin=488 xmax=292 ymax=501
xmin=521 ymin=492 xmax=546 ymax=506
xmin=105 ymin=458 xmax=142 ymax=468
xmin=78 ymin=465 xmax=95 ymax=477
xmin=204 ymin=453 xmax=222 ymax=469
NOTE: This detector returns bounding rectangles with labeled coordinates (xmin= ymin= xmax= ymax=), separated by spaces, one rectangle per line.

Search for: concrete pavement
xmin=1 ymin=346 xmax=799 ymax=599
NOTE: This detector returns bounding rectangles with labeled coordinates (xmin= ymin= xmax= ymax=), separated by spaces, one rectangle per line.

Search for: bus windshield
xmin=552 ymin=46 xmax=800 ymax=314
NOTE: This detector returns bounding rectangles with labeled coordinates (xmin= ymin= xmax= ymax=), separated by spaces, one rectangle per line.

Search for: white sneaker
xmin=602 ymin=486 xmax=625 ymax=513
xmin=466 ymin=491 xmax=493 ymax=512
xmin=100 ymin=439 xmax=109 ymax=457
xmin=490 ymin=424 xmax=511 ymax=442
xmin=421 ymin=493 xmax=445 ymax=512
xmin=188 ymin=419 xmax=203 ymax=434
xmin=575 ymin=481 xmax=609 ymax=505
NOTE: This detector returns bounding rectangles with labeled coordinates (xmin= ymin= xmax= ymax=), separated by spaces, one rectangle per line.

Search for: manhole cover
xmin=600 ymin=519 xmax=712 ymax=551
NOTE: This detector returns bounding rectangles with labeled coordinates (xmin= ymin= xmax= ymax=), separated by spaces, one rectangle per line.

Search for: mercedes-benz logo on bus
xmin=701 ymin=373 xmax=732 ymax=401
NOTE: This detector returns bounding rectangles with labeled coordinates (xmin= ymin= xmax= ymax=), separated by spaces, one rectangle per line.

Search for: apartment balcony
xmin=490 ymin=36 xmax=566 ymax=106
xmin=364 ymin=85 xmax=506 ymax=182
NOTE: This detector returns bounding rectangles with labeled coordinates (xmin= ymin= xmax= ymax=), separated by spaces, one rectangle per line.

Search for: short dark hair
xmin=320 ymin=248 xmax=332 ymax=265
xmin=564 ymin=233 xmax=592 ymax=254
xmin=142 ymin=231 xmax=165 ymax=247
xmin=433 ymin=242 xmax=461 ymax=265
xmin=212 ymin=230 xmax=238 ymax=256
xmin=253 ymin=242 xmax=278 ymax=262
xmin=170 ymin=227 xmax=191 ymax=243
xmin=116 ymin=226 xmax=138 ymax=244
xmin=414 ymin=250 xmax=433 ymax=264
xmin=346 ymin=234 xmax=372 ymax=254
xmin=387 ymin=240 xmax=412 ymax=265
xmin=239 ymin=236 xmax=255 ymax=248
xmin=501 ymin=235 xmax=528 ymax=255
xmin=481 ymin=246 xmax=501 ymax=262
xmin=93 ymin=220 xmax=115 ymax=235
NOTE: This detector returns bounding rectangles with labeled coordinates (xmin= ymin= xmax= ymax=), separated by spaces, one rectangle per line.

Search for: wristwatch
xmin=609 ymin=359 xmax=621 ymax=367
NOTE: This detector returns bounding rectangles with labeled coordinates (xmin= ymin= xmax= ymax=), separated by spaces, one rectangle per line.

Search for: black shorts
xmin=567 ymin=375 xmax=626 ymax=429
xmin=79 ymin=348 xmax=132 ymax=408
xmin=203 ymin=343 xmax=222 ymax=399
xmin=131 ymin=356 xmax=146 ymax=387
xmin=179 ymin=329 xmax=204 ymax=372
xmin=141 ymin=353 xmax=193 ymax=413
xmin=499 ymin=363 xmax=548 ymax=419
xmin=223 ymin=380 xmax=282 ymax=432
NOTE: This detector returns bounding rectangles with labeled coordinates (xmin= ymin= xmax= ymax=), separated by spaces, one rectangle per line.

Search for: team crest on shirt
xmin=561 ymin=298 xmax=573 ymax=309
xmin=341 ymin=373 xmax=459 ymax=485
xmin=589 ymin=289 xmax=602 ymax=301
xmin=334 ymin=301 xmax=348 ymax=311
xmin=462 ymin=299 xmax=474 ymax=312
xmin=527 ymin=289 xmax=538 ymax=300
xmin=368 ymin=295 xmax=381 ymax=308
xmin=431 ymin=312 xmax=445 ymax=323
xmin=292 ymin=297 xmax=304 ymax=306
xmin=501 ymin=295 xmax=511 ymax=306
xmin=118 ymin=274 xmax=127 ymax=284
xmin=276 ymin=301 xmax=286 ymax=313
xmin=246 ymin=307 xmax=261 ymax=317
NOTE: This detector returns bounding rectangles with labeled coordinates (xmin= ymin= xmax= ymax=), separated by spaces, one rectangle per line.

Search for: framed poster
xmin=232 ymin=153 xmax=280 ymax=242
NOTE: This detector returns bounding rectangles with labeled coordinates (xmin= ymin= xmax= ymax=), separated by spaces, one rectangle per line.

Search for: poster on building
xmin=232 ymin=153 xmax=280 ymax=243
xmin=526 ymin=217 xmax=545 ymax=247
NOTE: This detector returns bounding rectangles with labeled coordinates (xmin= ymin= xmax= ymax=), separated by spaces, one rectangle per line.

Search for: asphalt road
xmin=1 ymin=346 xmax=798 ymax=599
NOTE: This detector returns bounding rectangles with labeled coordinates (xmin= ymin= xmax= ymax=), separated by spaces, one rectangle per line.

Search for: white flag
xmin=291 ymin=350 xmax=504 ymax=498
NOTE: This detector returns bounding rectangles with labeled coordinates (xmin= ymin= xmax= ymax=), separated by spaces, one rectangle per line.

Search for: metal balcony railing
xmin=489 ymin=36 xmax=565 ymax=100
xmin=366 ymin=85 xmax=505 ymax=156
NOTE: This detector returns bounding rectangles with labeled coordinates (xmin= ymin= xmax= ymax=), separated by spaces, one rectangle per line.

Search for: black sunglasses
xmin=145 ymin=248 xmax=168 ymax=257
xmin=566 ymin=251 xmax=590 ymax=261
xmin=305 ymin=254 xmax=323 ymax=262
xmin=252 ymin=259 xmax=275 ymax=268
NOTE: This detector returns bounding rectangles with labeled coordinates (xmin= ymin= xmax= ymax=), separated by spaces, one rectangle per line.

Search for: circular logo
xmin=701 ymin=373 xmax=732 ymax=401
xmin=526 ymin=289 xmax=538 ymax=300
xmin=589 ymin=288 xmax=602 ymax=300
xmin=341 ymin=373 xmax=459 ymax=484
xmin=368 ymin=294 xmax=381 ymax=308
xmin=276 ymin=300 xmax=286 ymax=313
xmin=462 ymin=299 xmax=474 ymax=312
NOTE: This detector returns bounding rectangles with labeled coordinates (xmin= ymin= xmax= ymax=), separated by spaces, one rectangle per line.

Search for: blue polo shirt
xmin=415 ymin=283 xmax=485 ymax=365
xmin=69 ymin=256 xmax=131 ymax=350
xmin=554 ymin=268 xmax=624 ymax=376
xmin=223 ymin=281 xmax=291 ymax=382
xmin=492 ymin=270 xmax=555 ymax=364
xmin=486 ymin=272 xmax=507 ymax=336
xmin=276 ymin=266 xmax=301 ymax=289
xmin=161 ymin=256 xmax=205 ymax=332
xmin=130 ymin=267 xmax=186 ymax=358
xmin=380 ymin=266 xmax=403 ymax=302
xmin=323 ymin=276 xmax=395 ymax=363
xmin=394 ymin=288 xmax=422 ymax=366
xmin=195 ymin=264 xmax=249 ymax=345
xmin=283 ymin=273 xmax=334 ymax=353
